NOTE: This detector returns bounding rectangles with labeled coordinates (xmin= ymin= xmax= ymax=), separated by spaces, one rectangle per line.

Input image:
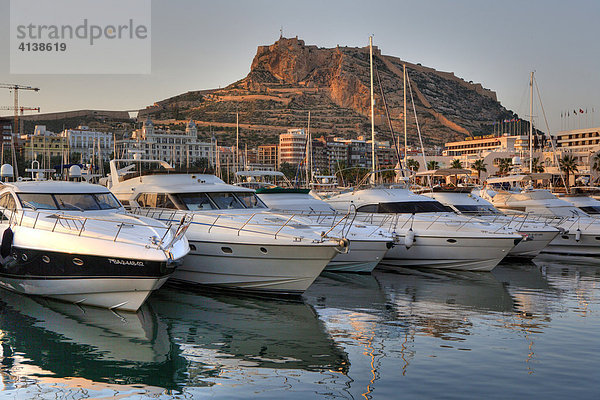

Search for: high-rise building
xmin=278 ymin=128 xmax=307 ymax=166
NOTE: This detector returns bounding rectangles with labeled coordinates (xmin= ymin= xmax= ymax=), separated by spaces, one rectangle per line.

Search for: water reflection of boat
xmin=0 ymin=289 xmax=187 ymax=394
xmin=375 ymin=268 xmax=514 ymax=314
xmin=303 ymin=272 xmax=388 ymax=313
xmin=147 ymin=286 xmax=349 ymax=374
xmin=532 ymin=256 xmax=599 ymax=305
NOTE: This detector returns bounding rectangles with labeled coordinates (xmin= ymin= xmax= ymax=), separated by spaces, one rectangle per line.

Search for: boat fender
xmin=575 ymin=228 xmax=581 ymax=242
xmin=1 ymin=227 xmax=13 ymax=258
xmin=334 ymin=238 xmax=350 ymax=254
xmin=404 ymin=228 xmax=415 ymax=249
xmin=338 ymin=238 xmax=350 ymax=248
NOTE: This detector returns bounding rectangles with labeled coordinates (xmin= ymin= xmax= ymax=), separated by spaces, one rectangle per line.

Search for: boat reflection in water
xmin=0 ymin=262 xmax=595 ymax=399
xmin=147 ymin=285 xmax=349 ymax=376
xmin=0 ymin=289 xmax=187 ymax=397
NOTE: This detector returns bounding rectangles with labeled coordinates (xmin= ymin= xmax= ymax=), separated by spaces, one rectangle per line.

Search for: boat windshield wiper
xmin=23 ymin=201 xmax=37 ymax=210
xmin=59 ymin=200 xmax=84 ymax=212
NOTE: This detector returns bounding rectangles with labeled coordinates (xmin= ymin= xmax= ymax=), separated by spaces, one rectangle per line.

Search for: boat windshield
xmin=357 ymin=201 xmax=453 ymax=214
xmin=18 ymin=192 xmax=121 ymax=211
xmin=175 ymin=192 xmax=267 ymax=211
xmin=234 ymin=192 xmax=268 ymax=209
xmin=577 ymin=206 xmax=600 ymax=215
xmin=453 ymin=204 xmax=500 ymax=215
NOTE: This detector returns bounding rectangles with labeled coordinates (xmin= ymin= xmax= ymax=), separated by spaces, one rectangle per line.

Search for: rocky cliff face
xmin=144 ymin=37 xmax=516 ymax=146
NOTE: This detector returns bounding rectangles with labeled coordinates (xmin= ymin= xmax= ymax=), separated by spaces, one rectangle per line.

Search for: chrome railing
xmin=128 ymin=206 xmax=355 ymax=242
xmin=3 ymin=208 xmax=190 ymax=251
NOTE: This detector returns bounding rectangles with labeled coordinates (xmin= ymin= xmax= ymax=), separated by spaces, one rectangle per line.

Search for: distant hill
xmin=143 ymin=37 xmax=517 ymax=147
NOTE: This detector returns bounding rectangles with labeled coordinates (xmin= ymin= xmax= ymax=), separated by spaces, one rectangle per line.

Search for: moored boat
xmin=0 ymin=175 xmax=189 ymax=311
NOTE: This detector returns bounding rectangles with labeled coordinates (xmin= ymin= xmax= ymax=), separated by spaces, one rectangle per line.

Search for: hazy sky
xmin=1 ymin=0 xmax=598 ymax=134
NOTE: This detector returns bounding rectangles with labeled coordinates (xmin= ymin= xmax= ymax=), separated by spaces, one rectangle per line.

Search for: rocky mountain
xmin=142 ymin=37 xmax=516 ymax=147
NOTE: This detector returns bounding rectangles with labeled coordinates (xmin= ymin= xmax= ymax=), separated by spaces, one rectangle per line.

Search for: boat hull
xmin=324 ymin=239 xmax=390 ymax=273
xmin=380 ymin=235 xmax=517 ymax=272
xmin=0 ymin=276 xmax=169 ymax=311
xmin=0 ymin=247 xmax=180 ymax=311
xmin=508 ymin=230 xmax=559 ymax=258
xmin=541 ymin=232 xmax=600 ymax=257
xmin=172 ymin=241 xmax=338 ymax=294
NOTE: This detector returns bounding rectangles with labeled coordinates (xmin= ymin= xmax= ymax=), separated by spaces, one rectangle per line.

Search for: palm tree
xmin=471 ymin=158 xmax=487 ymax=181
xmin=406 ymin=158 xmax=420 ymax=172
xmin=497 ymin=158 xmax=512 ymax=176
xmin=450 ymin=159 xmax=463 ymax=169
xmin=426 ymin=160 xmax=440 ymax=170
xmin=559 ymin=154 xmax=578 ymax=192
xmin=526 ymin=157 xmax=545 ymax=173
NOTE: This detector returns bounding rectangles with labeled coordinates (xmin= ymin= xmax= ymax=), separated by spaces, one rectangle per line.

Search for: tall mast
xmin=529 ymin=71 xmax=533 ymax=173
xmin=369 ymin=36 xmax=376 ymax=182
xmin=306 ymin=110 xmax=311 ymax=185
xmin=403 ymin=63 xmax=407 ymax=168
xmin=236 ymin=111 xmax=239 ymax=173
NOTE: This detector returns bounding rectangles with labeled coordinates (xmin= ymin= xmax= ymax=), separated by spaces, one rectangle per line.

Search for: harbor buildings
xmin=60 ymin=125 xmax=113 ymax=162
xmin=22 ymin=125 xmax=69 ymax=164
xmin=116 ymin=118 xmax=216 ymax=167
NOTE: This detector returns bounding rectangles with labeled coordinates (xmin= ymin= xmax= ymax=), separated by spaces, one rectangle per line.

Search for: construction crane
xmin=0 ymin=84 xmax=40 ymax=178
xmin=0 ymin=84 xmax=40 ymax=134
xmin=0 ymin=106 xmax=41 ymax=134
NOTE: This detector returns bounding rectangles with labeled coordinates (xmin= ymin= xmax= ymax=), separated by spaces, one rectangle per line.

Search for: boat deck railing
xmin=3 ymin=208 xmax=190 ymax=251
xmin=499 ymin=210 xmax=600 ymax=231
xmin=128 ymin=206 xmax=358 ymax=241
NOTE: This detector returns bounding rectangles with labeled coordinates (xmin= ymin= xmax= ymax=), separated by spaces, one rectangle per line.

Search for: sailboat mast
xmin=529 ymin=71 xmax=534 ymax=173
xmin=403 ymin=64 xmax=407 ymax=169
xmin=369 ymin=36 xmax=376 ymax=182
xmin=236 ymin=112 xmax=239 ymax=174
xmin=307 ymin=110 xmax=311 ymax=185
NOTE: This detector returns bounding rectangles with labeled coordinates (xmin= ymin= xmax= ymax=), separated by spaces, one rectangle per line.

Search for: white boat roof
xmin=560 ymin=195 xmax=600 ymax=207
xmin=111 ymin=173 xmax=255 ymax=194
xmin=2 ymin=180 xmax=111 ymax=194
xmin=257 ymin=191 xmax=335 ymax=212
xmin=416 ymin=168 xmax=472 ymax=177
xmin=235 ymin=170 xmax=285 ymax=177
xmin=423 ymin=190 xmax=492 ymax=207
xmin=486 ymin=173 xmax=552 ymax=183
xmin=326 ymin=187 xmax=439 ymax=207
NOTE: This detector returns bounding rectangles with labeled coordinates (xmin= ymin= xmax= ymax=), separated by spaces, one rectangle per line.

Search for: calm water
xmin=0 ymin=258 xmax=598 ymax=399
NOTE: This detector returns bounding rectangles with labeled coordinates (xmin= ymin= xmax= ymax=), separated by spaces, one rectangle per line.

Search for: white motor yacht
xmin=419 ymin=187 xmax=559 ymax=258
xmin=321 ymin=186 xmax=521 ymax=272
xmin=107 ymin=159 xmax=345 ymax=295
xmin=246 ymin=184 xmax=393 ymax=274
xmin=0 ymin=176 xmax=189 ymax=311
xmin=480 ymin=174 xmax=600 ymax=257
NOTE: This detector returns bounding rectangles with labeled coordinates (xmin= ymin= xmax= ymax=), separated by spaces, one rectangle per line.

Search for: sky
xmin=0 ymin=0 xmax=598 ymax=135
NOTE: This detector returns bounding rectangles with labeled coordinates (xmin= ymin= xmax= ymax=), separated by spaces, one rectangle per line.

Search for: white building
xmin=116 ymin=118 xmax=216 ymax=167
xmin=278 ymin=128 xmax=307 ymax=166
xmin=60 ymin=125 xmax=113 ymax=162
